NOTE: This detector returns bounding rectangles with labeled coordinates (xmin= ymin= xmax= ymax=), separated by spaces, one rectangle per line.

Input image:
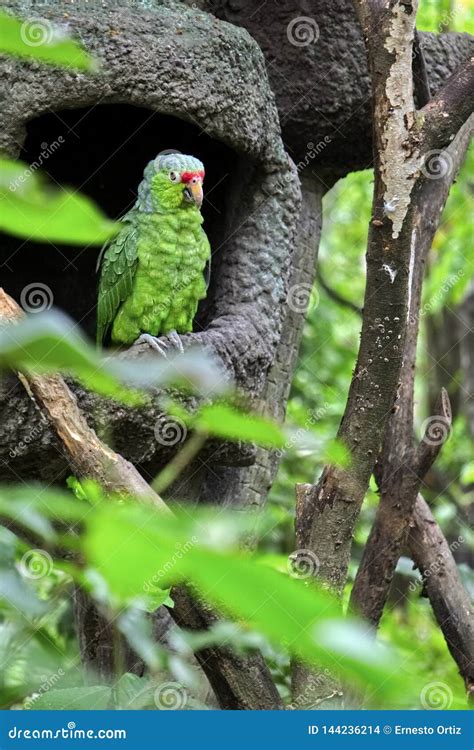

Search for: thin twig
xmin=413 ymin=387 xmax=452 ymax=479
xmin=152 ymin=432 xmax=208 ymax=495
xmin=317 ymin=269 xmax=362 ymax=315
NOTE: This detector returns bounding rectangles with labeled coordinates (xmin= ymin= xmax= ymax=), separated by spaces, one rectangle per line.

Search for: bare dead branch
xmin=349 ymin=118 xmax=472 ymax=628
xmin=348 ymin=388 xmax=452 ymax=626
xmin=293 ymin=0 xmax=471 ymax=705
xmin=292 ymin=0 xmax=421 ymax=705
xmin=413 ymin=387 xmax=452 ymax=479
xmin=409 ymin=494 xmax=474 ymax=699
xmin=299 ymin=0 xmax=420 ymax=592
xmin=0 ymin=290 xmax=169 ymax=507
xmin=419 ymin=56 xmax=474 ymax=151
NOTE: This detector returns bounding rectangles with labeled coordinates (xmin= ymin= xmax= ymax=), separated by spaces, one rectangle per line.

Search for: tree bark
xmin=301 ymin=0 xmax=423 ymax=594
xmin=197 ymin=0 xmax=473 ymax=174
xmin=1 ymin=0 xmax=472 ymax=495
xmin=292 ymin=0 xmax=473 ymax=705
xmin=200 ymin=171 xmax=324 ymax=509
xmin=0 ymin=0 xmax=300 ymax=485
xmin=350 ymin=118 xmax=473 ymax=626
xmin=409 ymin=494 xmax=474 ymax=699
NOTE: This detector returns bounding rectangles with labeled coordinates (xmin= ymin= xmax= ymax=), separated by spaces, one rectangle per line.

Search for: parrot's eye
xmin=168 ymin=171 xmax=180 ymax=183
xmin=191 ymin=176 xmax=199 ymax=184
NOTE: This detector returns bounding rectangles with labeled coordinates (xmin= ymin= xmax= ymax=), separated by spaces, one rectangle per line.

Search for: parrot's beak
xmin=183 ymin=181 xmax=203 ymax=209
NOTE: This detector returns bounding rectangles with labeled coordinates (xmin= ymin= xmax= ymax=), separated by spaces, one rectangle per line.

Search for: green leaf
xmin=0 ymin=310 xmax=228 ymax=405
xmin=0 ymin=484 xmax=427 ymax=706
xmin=0 ymin=493 xmax=55 ymax=542
xmin=0 ymin=11 xmax=97 ymax=71
xmin=83 ymin=502 xmax=415 ymax=705
xmin=0 ymin=569 xmax=47 ymax=619
xmin=117 ymin=608 xmax=163 ymax=672
xmin=142 ymin=586 xmax=174 ymax=613
xmin=0 ymin=311 xmax=145 ymax=406
xmin=114 ymin=674 xmax=151 ymax=710
xmin=179 ymin=620 xmax=268 ymax=655
xmin=0 ymin=484 xmax=92 ymax=530
xmin=0 ymin=158 xmax=118 ymax=245
xmin=194 ymin=403 xmax=285 ymax=447
xmin=31 ymin=686 xmax=111 ymax=710
xmin=0 ymin=527 xmax=18 ymax=565
xmin=109 ymin=348 xmax=228 ymax=397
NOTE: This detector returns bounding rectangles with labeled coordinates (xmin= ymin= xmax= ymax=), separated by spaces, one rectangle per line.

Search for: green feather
xmin=96 ymin=216 xmax=139 ymax=345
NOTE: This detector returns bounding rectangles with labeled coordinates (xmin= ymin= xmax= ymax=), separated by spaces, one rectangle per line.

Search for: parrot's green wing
xmin=96 ymin=217 xmax=139 ymax=346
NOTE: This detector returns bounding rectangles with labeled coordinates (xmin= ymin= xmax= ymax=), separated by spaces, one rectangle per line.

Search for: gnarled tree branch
xmin=292 ymin=0 xmax=422 ymax=705
xmin=419 ymin=55 xmax=474 ymax=151
xmin=292 ymin=0 xmax=472 ymax=706
xmin=409 ymin=494 xmax=474 ymax=699
xmin=349 ymin=116 xmax=473 ymax=630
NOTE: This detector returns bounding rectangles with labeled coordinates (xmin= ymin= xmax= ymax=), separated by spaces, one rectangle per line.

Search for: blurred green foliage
xmin=0 ymin=158 xmax=118 ymax=245
xmin=0 ymin=484 xmax=463 ymax=709
xmin=0 ymin=10 xmax=97 ymax=70
xmin=268 ymin=0 xmax=473 ymax=704
xmin=417 ymin=0 xmax=474 ymax=33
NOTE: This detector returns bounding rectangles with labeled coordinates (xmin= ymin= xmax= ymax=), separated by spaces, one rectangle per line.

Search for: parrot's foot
xmin=166 ymin=330 xmax=184 ymax=354
xmin=134 ymin=334 xmax=168 ymax=358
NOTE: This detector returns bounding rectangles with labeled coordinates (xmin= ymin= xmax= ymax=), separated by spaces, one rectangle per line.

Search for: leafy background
xmin=0 ymin=0 xmax=472 ymax=712
xmin=270 ymin=0 xmax=474 ymax=704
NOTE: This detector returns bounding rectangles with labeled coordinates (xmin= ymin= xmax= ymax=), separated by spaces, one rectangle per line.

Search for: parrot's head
xmin=136 ymin=152 xmax=205 ymax=213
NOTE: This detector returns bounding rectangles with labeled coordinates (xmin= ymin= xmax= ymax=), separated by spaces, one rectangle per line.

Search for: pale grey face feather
xmin=154 ymin=153 xmax=204 ymax=173
xmin=135 ymin=152 xmax=204 ymax=212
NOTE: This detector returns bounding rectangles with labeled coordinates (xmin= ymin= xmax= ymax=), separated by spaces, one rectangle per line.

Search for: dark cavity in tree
xmin=0 ymin=104 xmax=237 ymax=340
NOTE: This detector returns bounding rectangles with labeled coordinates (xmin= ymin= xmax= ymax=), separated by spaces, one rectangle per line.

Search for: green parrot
xmin=96 ymin=152 xmax=210 ymax=355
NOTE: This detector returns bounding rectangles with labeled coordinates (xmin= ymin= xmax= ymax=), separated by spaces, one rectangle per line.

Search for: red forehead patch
xmin=181 ymin=170 xmax=205 ymax=183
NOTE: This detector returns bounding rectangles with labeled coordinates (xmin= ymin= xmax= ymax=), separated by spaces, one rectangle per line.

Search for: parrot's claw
xmin=134 ymin=334 xmax=168 ymax=358
xmin=167 ymin=330 xmax=184 ymax=354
